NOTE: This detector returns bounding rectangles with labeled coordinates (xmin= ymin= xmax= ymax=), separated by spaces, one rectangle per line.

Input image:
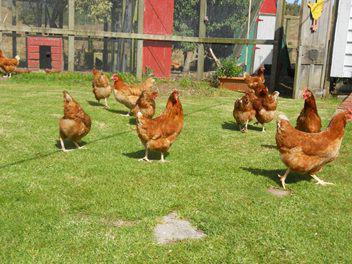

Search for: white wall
xmin=331 ymin=0 xmax=352 ymax=78
xmin=253 ymin=14 xmax=276 ymax=73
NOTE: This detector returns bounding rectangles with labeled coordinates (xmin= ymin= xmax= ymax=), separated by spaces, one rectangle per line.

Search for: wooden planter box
xmin=218 ymin=76 xmax=251 ymax=93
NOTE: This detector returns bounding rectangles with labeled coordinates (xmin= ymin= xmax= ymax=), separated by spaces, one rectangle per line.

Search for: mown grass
xmin=0 ymin=74 xmax=351 ymax=263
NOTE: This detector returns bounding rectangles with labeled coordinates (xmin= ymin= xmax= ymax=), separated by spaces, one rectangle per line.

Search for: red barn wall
xmin=143 ymin=0 xmax=174 ymax=78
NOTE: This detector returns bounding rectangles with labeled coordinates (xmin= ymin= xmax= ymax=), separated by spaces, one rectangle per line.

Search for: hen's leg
xmin=313 ymin=20 xmax=318 ymax=31
xmin=139 ymin=148 xmax=151 ymax=162
xmin=74 ymin=141 xmax=86 ymax=150
xmin=104 ymin=98 xmax=109 ymax=109
xmin=160 ymin=152 xmax=169 ymax=163
xmin=244 ymin=120 xmax=249 ymax=132
xmin=278 ymin=168 xmax=291 ymax=189
xmin=311 ymin=174 xmax=334 ymax=186
xmin=240 ymin=120 xmax=249 ymax=133
xmin=60 ymin=137 xmax=71 ymax=152
xmin=262 ymin=124 xmax=266 ymax=132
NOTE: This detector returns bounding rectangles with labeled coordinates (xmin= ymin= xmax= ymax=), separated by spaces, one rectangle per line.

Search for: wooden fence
xmin=0 ymin=0 xmax=284 ymax=84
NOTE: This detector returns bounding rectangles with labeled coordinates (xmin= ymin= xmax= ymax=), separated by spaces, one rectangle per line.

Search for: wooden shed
xmin=252 ymin=0 xmax=277 ymax=72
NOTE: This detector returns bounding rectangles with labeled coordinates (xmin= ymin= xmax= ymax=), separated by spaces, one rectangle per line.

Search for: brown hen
xmin=276 ymin=109 xmax=352 ymax=189
xmin=0 ymin=50 xmax=20 ymax=78
xmin=135 ymin=90 xmax=183 ymax=162
xmin=296 ymin=88 xmax=322 ymax=133
xmin=59 ymin=91 xmax=92 ymax=152
xmin=92 ymin=69 xmax=112 ymax=108
xmin=233 ymin=91 xmax=257 ymax=132
xmin=112 ymin=74 xmax=155 ymax=116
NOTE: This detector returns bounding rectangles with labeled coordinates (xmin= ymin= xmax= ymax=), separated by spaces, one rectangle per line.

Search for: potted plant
xmin=214 ymin=57 xmax=249 ymax=92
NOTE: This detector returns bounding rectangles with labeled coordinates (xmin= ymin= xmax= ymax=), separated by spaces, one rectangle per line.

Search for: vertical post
xmin=197 ymin=0 xmax=207 ymax=80
xmin=324 ymin=0 xmax=339 ymax=96
xmin=136 ymin=0 xmax=144 ymax=80
xmin=68 ymin=0 xmax=75 ymax=72
xmin=245 ymin=0 xmax=252 ymax=71
xmin=320 ymin=1 xmax=334 ymax=97
xmin=12 ymin=0 xmax=17 ymax=57
xmin=0 ymin=0 xmax=2 ymax=49
xmin=270 ymin=0 xmax=284 ymax=91
xmin=293 ymin=1 xmax=305 ymax=99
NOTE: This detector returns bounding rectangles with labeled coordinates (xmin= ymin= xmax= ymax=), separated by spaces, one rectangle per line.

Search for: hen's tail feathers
xmin=63 ymin=90 xmax=73 ymax=102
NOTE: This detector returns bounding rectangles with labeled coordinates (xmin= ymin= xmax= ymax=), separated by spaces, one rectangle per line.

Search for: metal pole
xmin=245 ymin=0 xmax=252 ymax=71
xmin=136 ymin=0 xmax=144 ymax=80
xmin=197 ymin=0 xmax=207 ymax=80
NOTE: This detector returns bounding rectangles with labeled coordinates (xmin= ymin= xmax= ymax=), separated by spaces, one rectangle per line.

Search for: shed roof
xmin=259 ymin=0 xmax=276 ymax=15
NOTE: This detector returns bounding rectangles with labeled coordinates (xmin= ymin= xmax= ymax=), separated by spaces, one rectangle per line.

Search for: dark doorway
xmin=39 ymin=46 xmax=52 ymax=69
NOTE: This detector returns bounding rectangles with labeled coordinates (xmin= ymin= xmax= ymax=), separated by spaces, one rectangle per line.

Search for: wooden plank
xmin=293 ymin=0 xmax=334 ymax=98
xmin=320 ymin=1 xmax=334 ymax=96
xmin=270 ymin=0 xmax=284 ymax=91
xmin=68 ymin=0 xmax=75 ymax=30
xmin=68 ymin=35 xmax=74 ymax=71
xmin=197 ymin=0 xmax=207 ymax=80
xmin=136 ymin=0 xmax=144 ymax=79
xmin=0 ymin=0 xmax=2 ymax=49
xmin=0 ymin=25 xmax=276 ymax=45
xmin=12 ymin=0 xmax=17 ymax=57
xmin=68 ymin=0 xmax=75 ymax=71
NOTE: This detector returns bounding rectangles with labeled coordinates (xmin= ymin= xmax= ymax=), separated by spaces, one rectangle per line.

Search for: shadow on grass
xmin=261 ymin=144 xmax=277 ymax=150
xmin=129 ymin=118 xmax=137 ymax=125
xmin=106 ymin=108 xmax=130 ymax=115
xmin=54 ymin=140 xmax=87 ymax=150
xmin=87 ymin=100 xmax=104 ymax=107
xmin=222 ymin=121 xmax=262 ymax=132
xmin=0 ymin=130 xmax=133 ymax=170
xmin=184 ymin=103 xmax=224 ymax=117
xmin=241 ymin=167 xmax=311 ymax=186
xmin=123 ymin=149 xmax=169 ymax=161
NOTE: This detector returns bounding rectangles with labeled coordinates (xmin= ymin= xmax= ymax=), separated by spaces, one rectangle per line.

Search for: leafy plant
xmin=215 ymin=58 xmax=243 ymax=77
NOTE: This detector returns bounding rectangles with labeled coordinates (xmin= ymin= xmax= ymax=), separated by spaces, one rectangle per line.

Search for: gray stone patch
xmin=154 ymin=212 xmax=206 ymax=244
xmin=268 ymin=186 xmax=292 ymax=197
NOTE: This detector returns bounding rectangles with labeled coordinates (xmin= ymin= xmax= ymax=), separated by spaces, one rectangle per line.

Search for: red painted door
xmin=143 ymin=0 xmax=174 ymax=78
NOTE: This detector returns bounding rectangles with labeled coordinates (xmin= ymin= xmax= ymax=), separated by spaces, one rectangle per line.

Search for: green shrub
xmin=215 ymin=57 xmax=243 ymax=78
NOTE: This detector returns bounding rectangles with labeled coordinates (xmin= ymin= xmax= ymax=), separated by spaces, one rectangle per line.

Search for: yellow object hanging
xmin=307 ymin=0 xmax=324 ymax=32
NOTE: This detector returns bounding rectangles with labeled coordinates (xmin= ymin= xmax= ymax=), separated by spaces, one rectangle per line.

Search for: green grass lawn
xmin=0 ymin=73 xmax=351 ymax=263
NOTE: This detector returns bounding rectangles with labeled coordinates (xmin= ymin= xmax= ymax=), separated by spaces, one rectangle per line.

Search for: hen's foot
xmin=240 ymin=127 xmax=247 ymax=133
xmin=62 ymin=148 xmax=73 ymax=153
xmin=74 ymin=142 xmax=86 ymax=150
xmin=315 ymin=180 xmax=334 ymax=186
xmin=311 ymin=175 xmax=334 ymax=186
xmin=138 ymin=157 xmax=151 ymax=162
xmin=122 ymin=112 xmax=131 ymax=117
